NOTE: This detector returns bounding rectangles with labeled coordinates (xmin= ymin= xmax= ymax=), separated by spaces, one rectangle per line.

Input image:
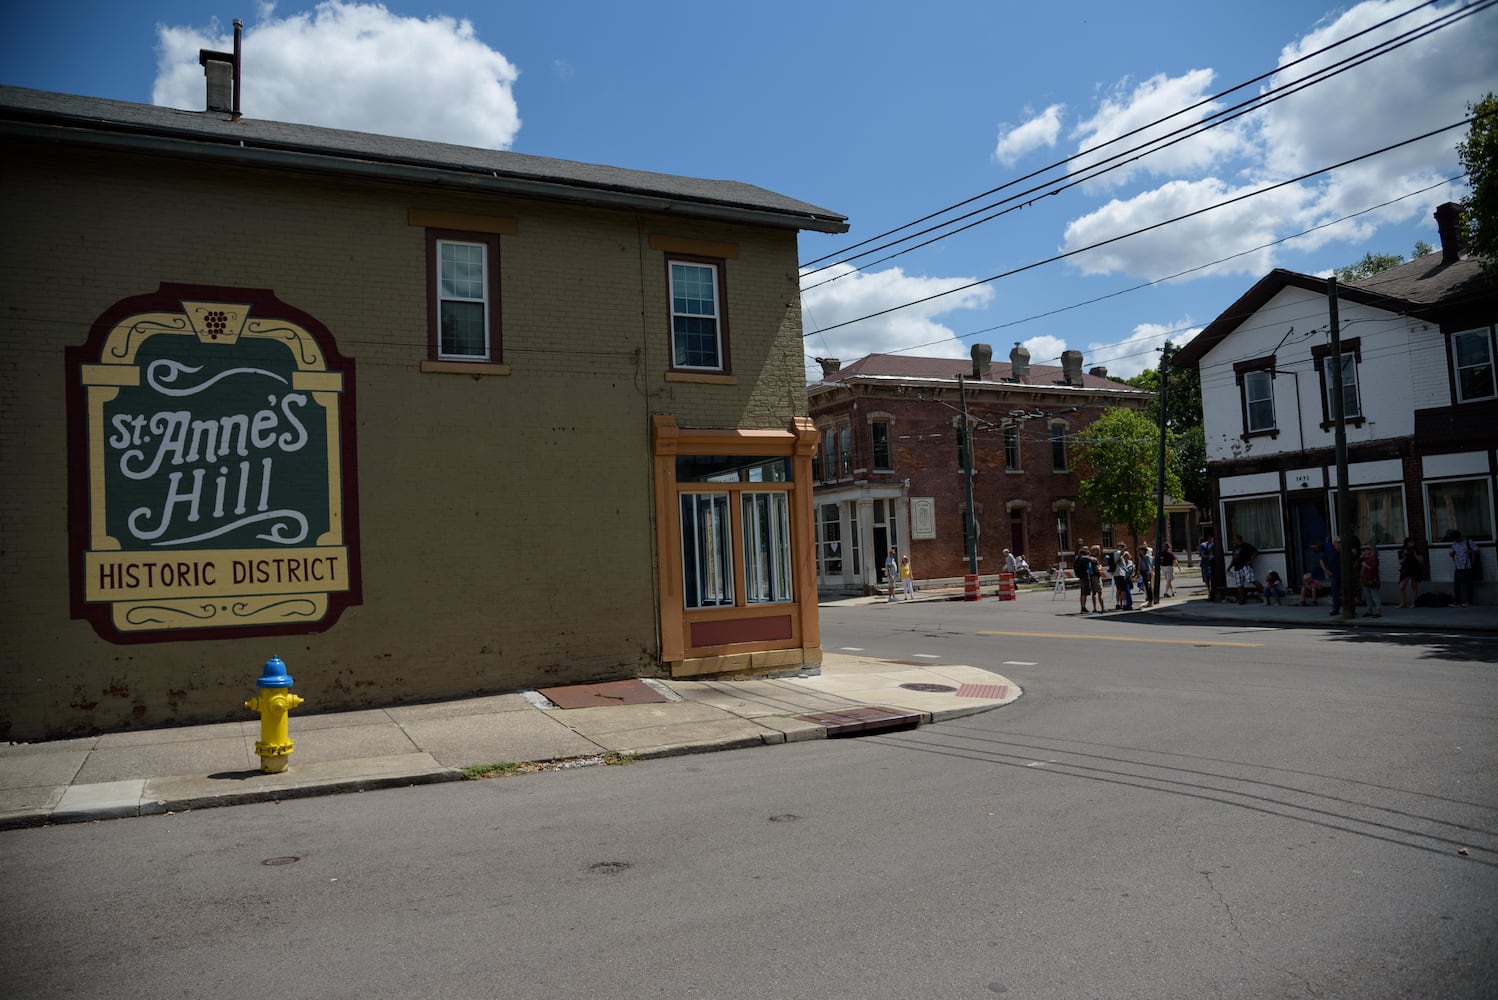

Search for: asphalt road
xmin=3 ymin=601 xmax=1494 ymax=999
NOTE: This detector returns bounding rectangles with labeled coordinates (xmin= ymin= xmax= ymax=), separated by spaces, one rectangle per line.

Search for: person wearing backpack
xmin=1450 ymin=530 xmax=1479 ymax=607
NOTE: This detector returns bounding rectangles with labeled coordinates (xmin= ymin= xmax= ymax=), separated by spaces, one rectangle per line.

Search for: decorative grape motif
xmin=203 ymin=310 xmax=228 ymax=339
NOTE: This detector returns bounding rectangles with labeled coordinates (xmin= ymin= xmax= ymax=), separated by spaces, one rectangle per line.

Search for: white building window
xmin=1454 ymin=328 xmax=1496 ymax=403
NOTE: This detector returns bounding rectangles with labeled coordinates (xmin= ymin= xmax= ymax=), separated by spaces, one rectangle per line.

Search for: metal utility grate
xmin=536 ymin=679 xmax=670 ymax=709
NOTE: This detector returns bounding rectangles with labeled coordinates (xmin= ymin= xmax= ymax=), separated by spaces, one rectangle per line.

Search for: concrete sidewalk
xmin=0 ymin=654 xmax=1020 ymax=830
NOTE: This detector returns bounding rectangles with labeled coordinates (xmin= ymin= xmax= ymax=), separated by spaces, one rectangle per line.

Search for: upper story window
xmin=1004 ymin=425 xmax=1021 ymax=471
xmin=669 ymin=257 xmax=729 ymax=372
xmin=838 ymin=424 xmax=852 ymax=478
xmin=1233 ymin=356 xmax=1278 ymax=438
xmin=1311 ymin=339 xmax=1363 ymax=427
xmin=819 ymin=426 xmax=835 ymax=482
xmin=1453 ymin=327 xmax=1496 ymax=403
xmin=1050 ymin=424 xmax=1068 ymax=472
xmin=428 ymin=230 xmax=501 ymax=363
xmin=871 ymin=420 xmax=892 ymax=470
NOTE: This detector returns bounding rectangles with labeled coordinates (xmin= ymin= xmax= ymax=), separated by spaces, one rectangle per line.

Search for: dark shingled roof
xmin=1173 ymin=250 xmax=1493 ymax=369
xmin=0 ymin=85 xmax=849 ymax=234
xmin=811 ymin=352 xmax=1141 ymax=392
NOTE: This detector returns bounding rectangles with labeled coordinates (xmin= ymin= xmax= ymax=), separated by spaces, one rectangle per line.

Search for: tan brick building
xmin=807 ymin=344 xmax=1151 ymax=591
xmin=0 ymin=84 xmax=847 ymax=739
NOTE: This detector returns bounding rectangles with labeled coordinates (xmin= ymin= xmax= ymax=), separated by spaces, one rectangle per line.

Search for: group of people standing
xmin=1073 ymin=541 xmax=1174 ymax=614
xmin=1196 ymin=527 xmax=1484 ymax=613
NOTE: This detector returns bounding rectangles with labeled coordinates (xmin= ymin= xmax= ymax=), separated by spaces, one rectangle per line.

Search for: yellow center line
xmin=977 ymin=629 xmax=1264 ymax=647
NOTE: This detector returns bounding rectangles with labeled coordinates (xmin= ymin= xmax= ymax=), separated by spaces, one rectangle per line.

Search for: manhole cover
xmin=768 ymin=814 xmax=801 ymax=823
xmin=900 ymin=682 xmax=958 ymax=693
xmin=262 ymin=856 xmax=300 ymax=866
xmin=588 ymin=861 xmax=632 ymax=875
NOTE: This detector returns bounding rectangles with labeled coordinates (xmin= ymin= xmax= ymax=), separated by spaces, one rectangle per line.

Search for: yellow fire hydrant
xmin=245 ymin=655 xmax=304 ymax=773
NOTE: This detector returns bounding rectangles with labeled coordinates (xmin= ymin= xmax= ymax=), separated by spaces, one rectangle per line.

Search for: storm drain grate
xmin=900 ymin=682 xmax=958 ymax=693
xmin=793 ymin=705 xmax=922 ymax=737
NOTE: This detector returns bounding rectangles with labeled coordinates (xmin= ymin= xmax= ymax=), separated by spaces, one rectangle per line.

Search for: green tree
xmin=1334 ymin=252 xmax=1405 ymax=282
xmin=1127 ymin=342 xmax=1206 ymax=511
xmin=1073 ymin=408 xmax=1183 ymax=548
xmin=1457 ymin=92 xmax=1498 ymax=274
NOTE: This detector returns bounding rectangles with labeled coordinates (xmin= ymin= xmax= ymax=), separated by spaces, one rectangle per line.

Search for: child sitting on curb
xmin=1263 ymin=570 xmax=1287 ymax=606
xmin=1299 ymin=572 xmax=1320 ymax=606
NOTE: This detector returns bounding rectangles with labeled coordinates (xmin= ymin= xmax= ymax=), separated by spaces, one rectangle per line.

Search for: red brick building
xmin=807 ymin=344 xmax=1151 ymax=591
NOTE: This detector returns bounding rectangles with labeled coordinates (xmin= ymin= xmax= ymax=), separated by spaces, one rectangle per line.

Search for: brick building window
xmin=668 ymin=256 xmax=730 ymax=372
xmin=1050 ymin=424 xmax=1068 ymax=472
xmin=1004 ymin=425 xmax=1020 ymax=471
xmin=872 ymin=420 xmax=892 ymax=470
xmin=427 ymin=229 xmax=501 ymax=362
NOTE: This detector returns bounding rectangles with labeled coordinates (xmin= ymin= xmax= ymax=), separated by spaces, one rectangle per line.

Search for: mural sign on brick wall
xmin=68 ymin=284 xmax=360 ymax=642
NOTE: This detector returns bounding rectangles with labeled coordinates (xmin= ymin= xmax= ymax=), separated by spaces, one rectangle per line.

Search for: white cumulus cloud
xmin=801 ymin=265 xmax=995 ymax=378
xmin=1057 ymin=0 xmax=1492 ymax=282
xmin=152 ymin=1 xmax=521 ymax=149
xmin=1069 ymin=69 xmax=1247 ymax=189
xmin=994 ymin=104 xmax=1064 ymax=166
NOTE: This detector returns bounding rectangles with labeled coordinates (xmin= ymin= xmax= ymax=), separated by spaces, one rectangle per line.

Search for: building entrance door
xmin=1290 ymin=495 xmax=1330 ymax=584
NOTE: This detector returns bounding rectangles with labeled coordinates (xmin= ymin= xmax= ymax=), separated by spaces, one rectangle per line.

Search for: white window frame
xmin=669 ymin=259 xmax=724 ymax=372
xmin=1453 ymin=328 xmax=1497 ymax=403
xmin=1222 ymin=494 xmax=1284 ymax=551
xmin=680 ymin=492 xmax=734 ymax=609
xmin=1324 ymin=352 xmax=1362 ymax=419
xmin=436 ymin=238 xmax=493 ymax=361
xmin=743 ymin=492 xmax=794 ymax=604
xmin=1244 ymin=370 xmax=1276 ymax=434
xmin=1425 ymin=476 xmax=1495 ymax=543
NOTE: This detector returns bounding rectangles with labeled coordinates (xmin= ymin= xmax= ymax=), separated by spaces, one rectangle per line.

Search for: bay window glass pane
xmin=1224 ymin=496 xmax=1283 ymax=550
xmin=743 ymin=492 xmax=793 ymax=603
xmin=1427 ymin=479 xmax=1494 ymax=542
xmin=681 ymin=493 xmax=733 ymax=608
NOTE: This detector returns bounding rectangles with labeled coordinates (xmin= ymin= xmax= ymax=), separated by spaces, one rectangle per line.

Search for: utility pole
xmin=1153 ymin=345 xmax=1171 ymax=601
xmin=1328 ymin=276 xmax=1353 ymax=619
xmin=957 ymin=373 xmax=978 ymax=577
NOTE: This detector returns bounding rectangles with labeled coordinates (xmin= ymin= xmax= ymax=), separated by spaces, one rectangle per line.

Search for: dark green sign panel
xmin=68 ymin=285 xmax=361 ymax=642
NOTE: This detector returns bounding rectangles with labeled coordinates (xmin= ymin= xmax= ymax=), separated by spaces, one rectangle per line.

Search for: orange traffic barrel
xmin=997 ymin=572 xmax=1016 ymax=600
xmin=963 ymin=573 xmax=981 ymax=601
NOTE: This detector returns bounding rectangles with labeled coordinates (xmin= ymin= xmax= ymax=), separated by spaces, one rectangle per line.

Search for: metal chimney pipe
xmin=232 ymin=19 xmax=242 ymax=121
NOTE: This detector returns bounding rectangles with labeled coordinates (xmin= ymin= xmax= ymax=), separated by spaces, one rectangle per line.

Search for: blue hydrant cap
xmin=257 ymin=655 xmax=295 ymax=688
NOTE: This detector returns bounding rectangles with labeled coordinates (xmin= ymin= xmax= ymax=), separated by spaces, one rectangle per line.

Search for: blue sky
xmin=4 ymin=1 xmax=1495 ymax=381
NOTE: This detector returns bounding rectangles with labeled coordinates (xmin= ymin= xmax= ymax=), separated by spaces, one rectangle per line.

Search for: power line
xmin=802 ymin=118 xmax=1474 ymax=340
xmin=798 ymin=0 xmax=1479 ymax=277
xmin=864 ymin=175 xmax=1463 ymax=367
xmin=801 ymin=0 xmax=1488 ymax=292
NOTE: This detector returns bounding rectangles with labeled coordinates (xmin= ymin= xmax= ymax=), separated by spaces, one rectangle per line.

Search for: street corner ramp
xmin=792 ymin=705 xmax=923 ymax=737
xmin=536 ymin=679 xmax=670 ymax=709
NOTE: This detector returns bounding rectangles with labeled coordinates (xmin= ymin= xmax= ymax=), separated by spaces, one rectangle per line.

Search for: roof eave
xmin=1 ymin=117 xmax=852 ymax=235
